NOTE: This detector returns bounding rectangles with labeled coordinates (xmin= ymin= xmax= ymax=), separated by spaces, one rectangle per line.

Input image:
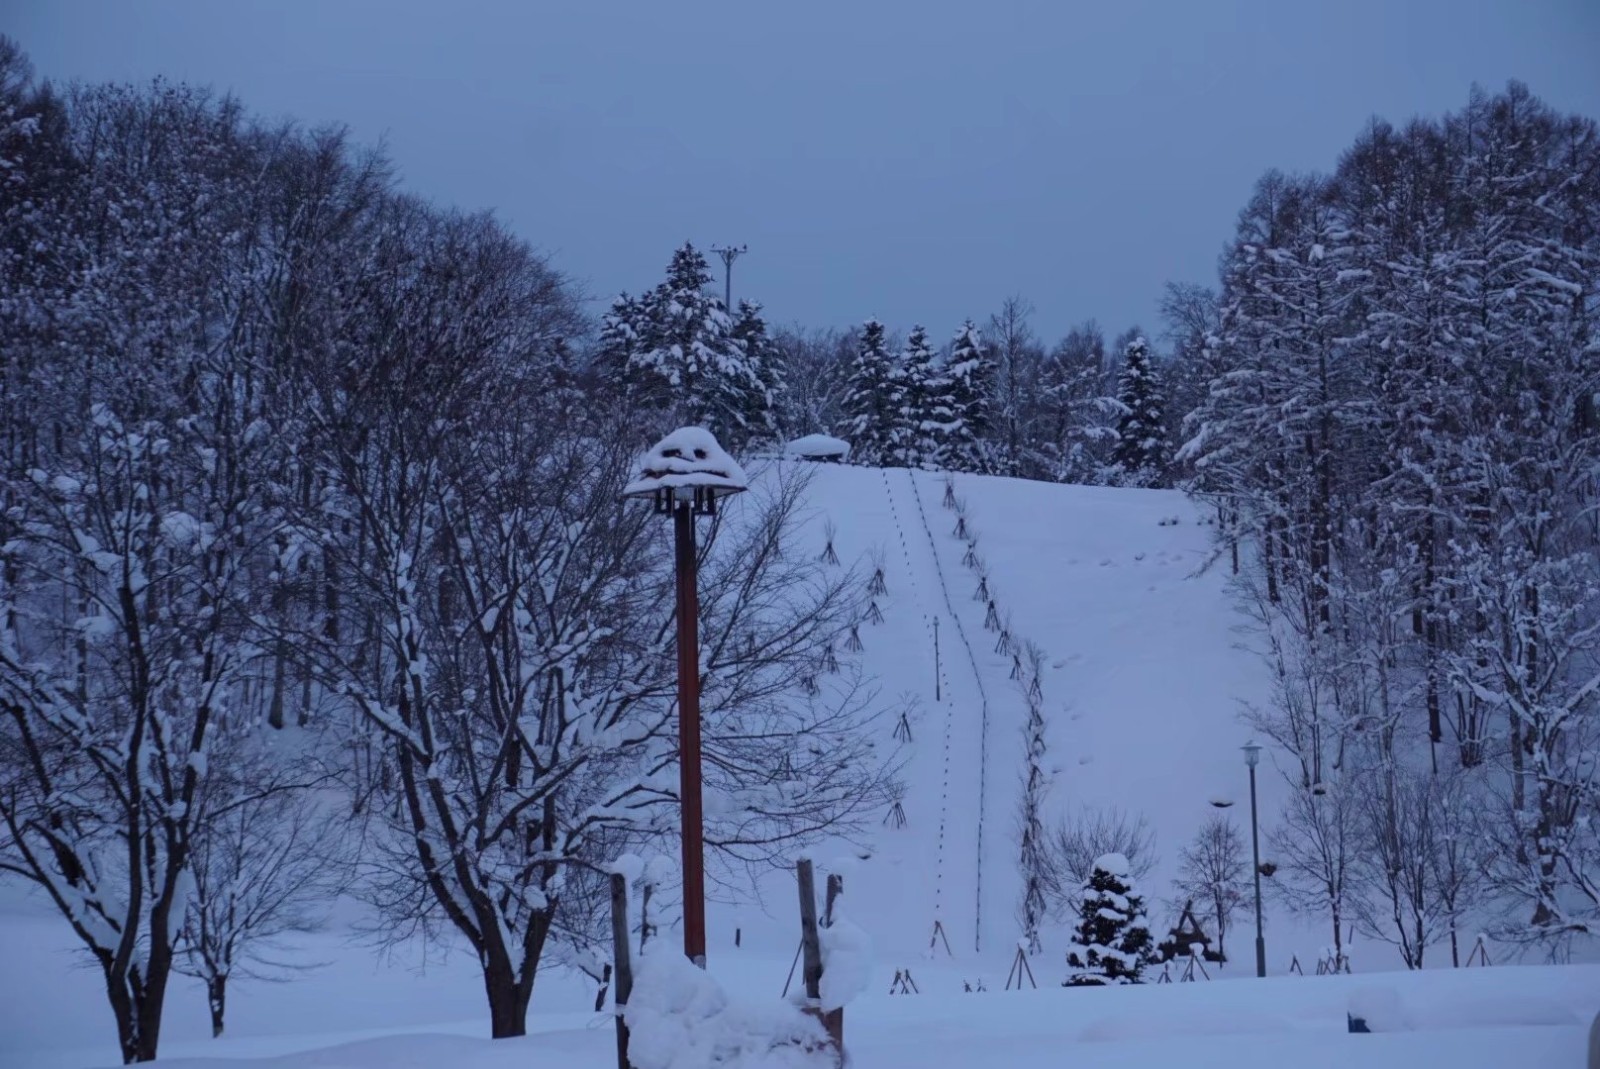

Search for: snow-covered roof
xmin=783 ymin=433 xmax=851 ymax=459
xmin=623 ymin=427 xmax=749 ymax=498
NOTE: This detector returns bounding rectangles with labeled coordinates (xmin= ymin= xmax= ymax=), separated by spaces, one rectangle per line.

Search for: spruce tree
xmin=596 ymin=293 xmax=642 ymax=390
xmin=946 ymin=319 xmax=992 ymax=473
xmin=840 ymin=318 xmax=896 ymax=464
xmin=1063 ymin=854 xmax=1157 ymax=986
xmin=729 ymin=298 xmax=780 ymax=445
xmin=1111 ymin=334 xmax=1168 ymax=486
xmin=626 ymin=243 xmax=762 ymax=446
xmin=894 ymin=324 xmax=950 ymax=469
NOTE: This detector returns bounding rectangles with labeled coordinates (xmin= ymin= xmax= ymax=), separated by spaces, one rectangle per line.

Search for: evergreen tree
xmin=1034 ymin=321 xmax=1114 ymax=484
xmin=840 ymin=318 xmax=897 ymax=464
xmin=1063 ymin=854 xmax=1156 ymax=986
xmin=596 ymin=293 xmax=642 ymax=388
xmin=1111 ymin=334 xmax=1168 ymax=486
xmin=626 ymin=243 xmax=764 ymax=447
xmin=729 ymin=298 xmax=781 ymax=446
xmin=946 ymin=319 xmax=993 ymax=472
xmin=893 ymin=324 xmax=950 ymax=468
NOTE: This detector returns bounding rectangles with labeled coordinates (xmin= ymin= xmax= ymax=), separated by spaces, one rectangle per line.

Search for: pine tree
xmin=840 ymin=318 xmax=897 ymax=465
xmin=626 ymin=243 xmax=763 ymax=447
xmin=1111 ymin=334 xmax=1167 ymax=486
xmin=1034 ymin=322 xmax=1113 ymax=484
xmin=596 ymin=292 xmax=642 ymax=388
xmin=1063 ymin=854 xmax=1156 ymax=986
xmin=893 ymin=324 xmax=950 ymax=468
xmin=945 ymin=319 xmax=992 ymax=473
xmin=729 ymin=298 xmax=780 ymax=445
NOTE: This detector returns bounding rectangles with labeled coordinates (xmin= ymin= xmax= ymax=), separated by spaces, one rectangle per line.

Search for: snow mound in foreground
xmin=624 ymin=951 xmax=833 ymax=1069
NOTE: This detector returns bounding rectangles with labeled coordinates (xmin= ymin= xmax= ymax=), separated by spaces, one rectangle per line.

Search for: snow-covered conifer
xmin=1110 ymin=335 xmax=1167 ymax=486
xmin=892 ymin=325 xmax=950 ymax=469
xmin=1063 ymin=854 xmax=1157 ymax=985
xmin=840 ymin=318 xmax=897 ymax=464
xmin=945 ymin=319 xmax=993 ymax=473
xmin=626 ymin=243 xmax=765 ymax=447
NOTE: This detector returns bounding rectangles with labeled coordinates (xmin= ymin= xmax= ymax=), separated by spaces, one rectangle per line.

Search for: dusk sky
xmin=11 ymin=1 xmax=1600 ymax=343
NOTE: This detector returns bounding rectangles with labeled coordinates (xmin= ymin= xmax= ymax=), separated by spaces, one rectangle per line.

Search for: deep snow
xmin=2 ymin=463 xmax=1593 ymax=1068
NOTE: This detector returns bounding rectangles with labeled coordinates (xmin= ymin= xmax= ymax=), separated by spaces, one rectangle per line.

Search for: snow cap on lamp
xmin=623 ymin=427 xmax=749 ymax=505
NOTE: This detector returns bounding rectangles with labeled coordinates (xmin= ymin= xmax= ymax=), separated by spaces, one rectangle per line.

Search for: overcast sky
xmin=11 ymin=1 xmax=1600 ymax=343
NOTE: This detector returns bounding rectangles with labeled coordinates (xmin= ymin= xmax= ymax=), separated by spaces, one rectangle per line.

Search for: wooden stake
xmin=609 ymin=873 xmax=633 ymax=1069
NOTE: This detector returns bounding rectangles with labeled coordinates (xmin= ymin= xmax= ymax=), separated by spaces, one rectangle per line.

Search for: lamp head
xmin=622 ymin=427 xmax=749 ymax=515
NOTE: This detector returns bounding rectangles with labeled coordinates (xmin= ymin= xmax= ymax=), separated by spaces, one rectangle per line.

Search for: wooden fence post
xmin=797 ymin=860 xmax=823 ymax=1003
xmin=797 ymin=859 xmax=844 ymax=1065
xmin=610 ymin=872 xmax=633 ymax=1069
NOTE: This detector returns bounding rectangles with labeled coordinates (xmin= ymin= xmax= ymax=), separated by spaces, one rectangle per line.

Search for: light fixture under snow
xmin=623 ymin=426 xmax=749 ymax=514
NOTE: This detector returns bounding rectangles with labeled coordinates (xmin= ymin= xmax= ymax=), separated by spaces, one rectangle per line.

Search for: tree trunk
xmin=483 ymin=958 xmax=531 ymax=1039
xmin=105 ymin=966 xmax=171 ymax=1064
xmin=268 ymin=638 xmax=287 ymax=730
xmin=208 ymin=974 xmax=227 ymax=1038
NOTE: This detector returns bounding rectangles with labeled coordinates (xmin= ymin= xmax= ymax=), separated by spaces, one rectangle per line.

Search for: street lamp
xmin=623 ymin=427 xmax=749 ymax=969
xmin=1242 ymin=741 xmax=1266 ymax=978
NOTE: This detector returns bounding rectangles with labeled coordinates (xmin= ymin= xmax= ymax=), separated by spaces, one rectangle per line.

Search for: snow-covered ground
xmin=3 ymin=463 xmax=1593 ymax=1067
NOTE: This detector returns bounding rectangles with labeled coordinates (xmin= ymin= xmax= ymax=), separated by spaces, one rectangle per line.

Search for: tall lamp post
xmin=622 ymin=428 xmax=749 ymax=969
xmin=1243 ymin=741 xmax=1267 ymax=978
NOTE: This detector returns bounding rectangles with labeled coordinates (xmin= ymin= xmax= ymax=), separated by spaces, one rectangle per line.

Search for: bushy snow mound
xmin=1348 ymin=986 xmax=1414 ymax=1033
xmin=784 ymin=434 xmax=850 ymax=459
xmin=817 ymin=908 xmax=871 ymax=1012
xmin=624 ymin=951 xmax=833 ymax=1069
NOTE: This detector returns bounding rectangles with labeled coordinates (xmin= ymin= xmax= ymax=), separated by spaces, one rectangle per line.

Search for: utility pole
xmin=711 ymin=244 xmax=747 ymax=312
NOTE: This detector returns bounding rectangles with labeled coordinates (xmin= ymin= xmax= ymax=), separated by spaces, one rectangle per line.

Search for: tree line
xmin=600 ymin=267 xmax=1179 ymax=486
xmin=0 ymin=40 xmax=893 ymax=1062
xmin=1184 ymin=82 xmax=1600 ymax=965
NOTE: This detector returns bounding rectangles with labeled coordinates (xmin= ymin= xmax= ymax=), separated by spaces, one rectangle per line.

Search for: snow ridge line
xmin=879 ymin=468 xmax=952 ymax=931
xmin=904 ymin=469 xmax=991 ymax=954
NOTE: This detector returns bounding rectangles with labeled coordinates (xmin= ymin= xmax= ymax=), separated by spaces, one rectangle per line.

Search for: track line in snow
xmin=904 ymin=470 xmax=992 ymax=954
xmin=879 ymin=469 xmax=953 ymax=942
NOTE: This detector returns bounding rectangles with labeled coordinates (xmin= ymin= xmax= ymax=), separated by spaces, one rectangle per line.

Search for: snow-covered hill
xmin=713 ymin=461 xmax=1276 ymax=978
xmin=4 ymin=463 xmax=1590 ymax=1069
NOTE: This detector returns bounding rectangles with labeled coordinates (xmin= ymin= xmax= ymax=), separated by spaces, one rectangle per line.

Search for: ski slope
xmin=723 ymin=461 xmax=1275 ymax=982
xmin=5 ymin=461 xmax=1590 ymax=1069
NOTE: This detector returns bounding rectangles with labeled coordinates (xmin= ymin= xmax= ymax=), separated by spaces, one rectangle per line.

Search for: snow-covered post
xmin=797 ymin=860 xmax=824 ymax=1000
xmin=609 ymin=872 xmax=634 ymax=1069
xmin=622 ymin=428 xmax=748 ymax=969
xmin=795 ymin=859 xmax=858 ymax=1066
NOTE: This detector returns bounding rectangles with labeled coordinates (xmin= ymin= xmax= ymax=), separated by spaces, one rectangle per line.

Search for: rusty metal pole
xmin=674 ymin=499 xmax=708 ymax=968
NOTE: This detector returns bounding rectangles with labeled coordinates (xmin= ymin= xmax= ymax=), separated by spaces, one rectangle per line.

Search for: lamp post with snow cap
xmin=622 ymin=427 xmax=748 ymax=969
xmin=1243 ymin=741 xmax=1266 ymax=978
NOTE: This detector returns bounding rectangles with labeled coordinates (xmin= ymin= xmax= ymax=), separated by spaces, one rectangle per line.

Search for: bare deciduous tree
xmin=1043 ymin=806 xmax=1157 ymax=919
xmin=179 ymin=746 xmax=345 ymax=1037
xmin=1175 ymin=815 xmax=1247 ymax=963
